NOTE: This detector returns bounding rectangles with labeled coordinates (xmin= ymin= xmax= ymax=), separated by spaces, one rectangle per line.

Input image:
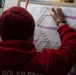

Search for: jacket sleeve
xmin=43 ymin=24 xmax=76 ymax=75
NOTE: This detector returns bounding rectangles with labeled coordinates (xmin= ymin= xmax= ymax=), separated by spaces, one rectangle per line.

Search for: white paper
xmin=20 ymin=2 xmax=76 ymax=51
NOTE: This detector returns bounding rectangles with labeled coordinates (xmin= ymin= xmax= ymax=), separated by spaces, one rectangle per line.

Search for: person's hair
xmin=0 ymin=6 xmax=35 ymax=41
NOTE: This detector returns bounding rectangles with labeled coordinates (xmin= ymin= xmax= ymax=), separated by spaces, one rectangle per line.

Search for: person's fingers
xmin=53 ymin=5 xmax=62 ymax=13
xmin=51 ymin=5 xmax=65 ymax=24
xmin=50 ymin=10 xmax=57 ymax=20
xmin=58 ymin=7 xmax=62 ymax=12
xmin=52 ymin=8 xmax=55 ymax=13
xmin=50 ymin=10 xmax=54 ymax=15
xmin=52 ymin=5 xmax=62 ymax=14
xmin=53 ymin=5 xmax=59 ymax=11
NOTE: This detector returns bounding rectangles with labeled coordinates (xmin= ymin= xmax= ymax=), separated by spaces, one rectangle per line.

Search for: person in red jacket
xmin=0 ymin=5 xmax=76 ymax=75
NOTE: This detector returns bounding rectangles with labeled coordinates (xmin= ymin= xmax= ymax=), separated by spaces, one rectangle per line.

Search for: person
xmin=0 ymin=5 xmax=76 ymax=75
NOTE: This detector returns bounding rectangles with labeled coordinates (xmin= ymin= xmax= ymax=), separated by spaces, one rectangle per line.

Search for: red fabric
xmin=0 ymin=24 xmax=76 ymax=75
xmin=0 ymin=6 xmax=35 ymax=41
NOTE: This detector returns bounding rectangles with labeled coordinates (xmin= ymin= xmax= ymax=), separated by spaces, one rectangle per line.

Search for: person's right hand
xmin=51 ymin=6 xmax=67 ymax=27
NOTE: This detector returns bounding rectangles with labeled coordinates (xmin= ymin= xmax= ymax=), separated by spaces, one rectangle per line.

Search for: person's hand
xmin=51 ymin=6 xmax=67 ymax=27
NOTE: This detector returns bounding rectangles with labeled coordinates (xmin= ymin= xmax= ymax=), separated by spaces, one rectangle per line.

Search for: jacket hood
xmin=0 ymin=40 xmax=37 ymax=69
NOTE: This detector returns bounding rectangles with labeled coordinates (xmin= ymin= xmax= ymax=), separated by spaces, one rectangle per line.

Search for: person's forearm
xmin=43 ymin=24 xmax=76 ymax=75
xmin=58 ymin=24 xmax=76 ymax=43
xmin=58 ymin=24 xmax=76 ymax=62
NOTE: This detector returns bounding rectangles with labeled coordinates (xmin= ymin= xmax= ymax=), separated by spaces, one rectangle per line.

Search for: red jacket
xmin=0 ymin=24 xmax=76 ymax=75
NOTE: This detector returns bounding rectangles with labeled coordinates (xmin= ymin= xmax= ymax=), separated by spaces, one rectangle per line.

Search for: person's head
xmin=0 ymin=6 xmax=35 ymax=42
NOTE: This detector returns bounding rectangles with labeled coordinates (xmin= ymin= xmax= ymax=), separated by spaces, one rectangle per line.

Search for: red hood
xmin=0 ymin=40 xmax=37 ymax=69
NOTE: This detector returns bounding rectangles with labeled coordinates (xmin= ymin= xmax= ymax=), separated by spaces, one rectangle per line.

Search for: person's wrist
xmin=56 ymin=18 xmax=67 ymax=27
xmin=58 ymin=23 xmax=67 ymax=27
